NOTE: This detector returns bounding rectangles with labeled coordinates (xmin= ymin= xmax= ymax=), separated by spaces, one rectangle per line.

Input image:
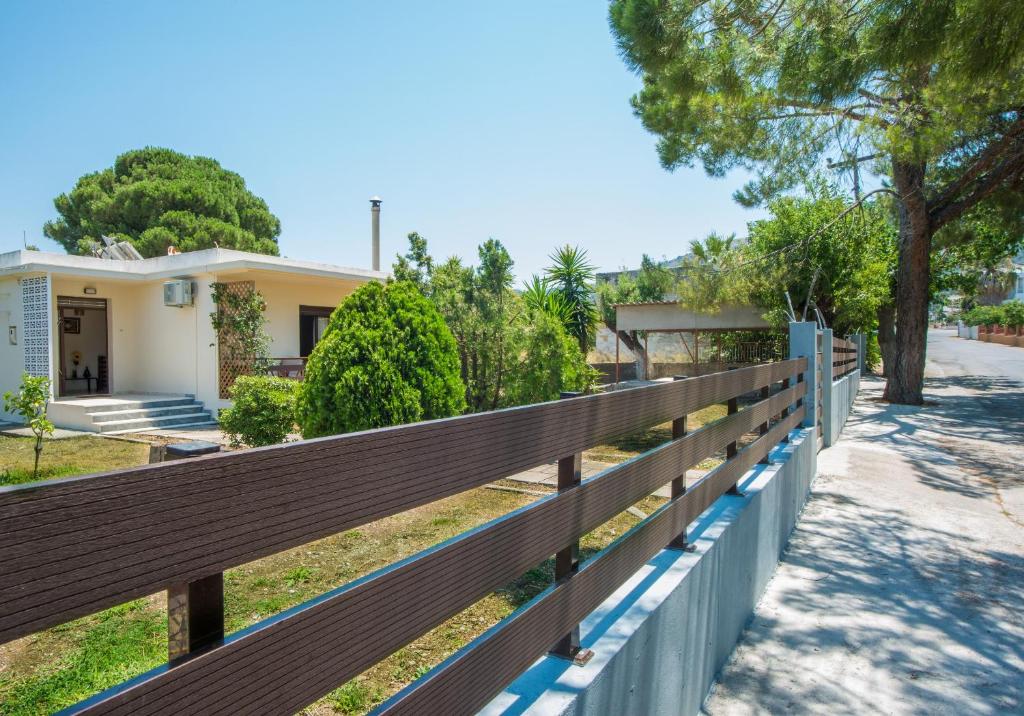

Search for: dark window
xmin=299 ymin=306 xmax=333 ymax=357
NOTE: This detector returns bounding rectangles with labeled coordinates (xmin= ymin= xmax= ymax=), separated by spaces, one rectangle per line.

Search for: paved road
xmin=925 ymin=327 xmax=1024 ymax=383
xmin=704 ymin=330 xmax=1024 ymax=715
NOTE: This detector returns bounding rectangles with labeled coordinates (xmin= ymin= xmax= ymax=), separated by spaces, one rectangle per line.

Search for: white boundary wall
xmin=829 ymin=369 xmax=860 ymax=443
xmin=483 ymin=428 xmax=817 ymax=716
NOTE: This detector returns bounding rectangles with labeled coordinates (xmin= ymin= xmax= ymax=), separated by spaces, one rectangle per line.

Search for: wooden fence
xmin=0 ymin=358 xmax=807 ymax=715
xmin=832 ymin=336 xmax=859 ymax=379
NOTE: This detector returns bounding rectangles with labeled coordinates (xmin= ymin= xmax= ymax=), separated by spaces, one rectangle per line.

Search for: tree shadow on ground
xmin=839 ymin=375 xmax=1024 ymax=499
xmin=709 ymin=486 xmax=1024 ymax=714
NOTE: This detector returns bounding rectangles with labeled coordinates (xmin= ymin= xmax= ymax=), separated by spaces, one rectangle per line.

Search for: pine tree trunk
xmin=884 ymin=161 xmax=931 ymax=405
xmin=876 ymin=303 xmax=897 ymax=377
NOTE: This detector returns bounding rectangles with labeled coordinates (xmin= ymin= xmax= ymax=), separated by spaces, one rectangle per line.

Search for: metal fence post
xmin=168 ymin=574 xmax=224 ymax=662
xmin=668 ymin=376 xmax=696 ymax=551
xmin=725 ymin=367 xmax=743 ymax=495
xmin=757 ymin=383 xmax=772 ymax=464
xmin=549 ymin=392 xmax=593 ymax=666
xmin=779 ymin=376 xmax=791 ymax=443
xmin=161 ymin=441 xmax=225 ymax=663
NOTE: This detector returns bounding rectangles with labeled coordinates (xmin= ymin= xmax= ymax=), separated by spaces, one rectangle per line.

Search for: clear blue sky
xmin=0 ymin=1 xmax=766 ymax=282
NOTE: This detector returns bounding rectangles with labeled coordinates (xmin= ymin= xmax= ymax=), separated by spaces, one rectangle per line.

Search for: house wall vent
xmin=163 ymin=280 xmax=194 ymax=307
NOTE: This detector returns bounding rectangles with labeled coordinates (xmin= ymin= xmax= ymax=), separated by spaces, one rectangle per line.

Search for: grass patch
xmin=584 ymin=403 xmax=727 ymax=470
xmin=0 ymin=435 xmax=150 ymax=487
xmin=0 ymin=600 xmax=166 ymax=716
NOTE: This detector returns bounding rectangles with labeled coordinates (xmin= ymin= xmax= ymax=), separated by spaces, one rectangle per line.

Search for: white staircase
xmin=49 ymin=395 xmax=218 ymax=434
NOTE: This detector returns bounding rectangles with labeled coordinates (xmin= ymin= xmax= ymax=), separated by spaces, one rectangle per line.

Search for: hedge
xmin=962 ymin=300 xmax=1024 ymax=328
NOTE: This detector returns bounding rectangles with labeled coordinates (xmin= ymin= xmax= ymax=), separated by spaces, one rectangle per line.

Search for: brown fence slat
xmin=61 ymin=382 xmax=806 ymax=715
xmin=0 ymin=359 xmax=806 ymax=644
xmin=376 ymin=407 xmax=805 ymax=716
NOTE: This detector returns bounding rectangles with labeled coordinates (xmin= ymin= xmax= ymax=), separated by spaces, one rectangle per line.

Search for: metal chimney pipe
xmin=370 ymin=196 xmax=382 ymax=271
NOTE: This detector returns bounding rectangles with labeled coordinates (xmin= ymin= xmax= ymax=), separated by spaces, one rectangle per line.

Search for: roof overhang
xmin=614 ymin=301 xmax=771 ymax=333
xmin=0 ymin=249 xmax=388 ymax=284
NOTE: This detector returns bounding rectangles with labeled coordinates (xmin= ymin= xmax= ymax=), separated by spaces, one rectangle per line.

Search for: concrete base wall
xmin=483 ymin=427 xmax=818 ymax=716
xmin=829 ymin=369 xmax=859 ymax=444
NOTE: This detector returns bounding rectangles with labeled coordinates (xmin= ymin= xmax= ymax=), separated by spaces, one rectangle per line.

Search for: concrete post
xmin=788 ymin=321 xmax=818 ymax=431
xmin=855 ymin=333 xmax=867 ymax=373
xmin=821 ymin=328 xmax=834 ymax=447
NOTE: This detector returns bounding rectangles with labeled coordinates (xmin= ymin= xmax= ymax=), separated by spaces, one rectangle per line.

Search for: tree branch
xmin=928 ymin=115 xmax=1024 ymax=214
xmin=929 ymin=145 xmax=1024 ymax=230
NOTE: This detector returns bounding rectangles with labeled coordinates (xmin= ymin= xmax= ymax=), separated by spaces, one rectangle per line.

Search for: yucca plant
xmin=545 ymin=245 xmax=598 ymax=353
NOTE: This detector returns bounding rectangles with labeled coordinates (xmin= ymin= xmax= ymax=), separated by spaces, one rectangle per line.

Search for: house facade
xmin=0 ymin=248 xmax=385 ymax=430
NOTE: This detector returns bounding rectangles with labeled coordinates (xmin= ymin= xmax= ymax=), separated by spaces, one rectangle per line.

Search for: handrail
xmin=0 ymin=357 xmax=807 ymax=714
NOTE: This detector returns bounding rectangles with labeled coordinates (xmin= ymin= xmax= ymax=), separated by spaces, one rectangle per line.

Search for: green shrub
xmin=219 ymin=375 xmax=298 ymax=447
xmin=505 ymin=310 xmax=598 ymax=406
xmin=3 ymin=373 xmax=54 ymax=481
xmin=1001 ymin=300 xmax=1024 ymax=328
xmin=962 ymin=304 xmax=1005 ymax=326
xmin=297 ymin=281 xmax=466 ymax=437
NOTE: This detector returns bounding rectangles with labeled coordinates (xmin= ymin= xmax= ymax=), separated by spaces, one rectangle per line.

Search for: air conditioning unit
xmin=163 ymin=280 xmax=194 ymax=307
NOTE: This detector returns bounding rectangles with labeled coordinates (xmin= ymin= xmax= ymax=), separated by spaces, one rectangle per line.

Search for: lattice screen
xmin=217 ymin=281 xmax=256 ymax=399
xmin=21 ymin=276 xmax=51 ymax=378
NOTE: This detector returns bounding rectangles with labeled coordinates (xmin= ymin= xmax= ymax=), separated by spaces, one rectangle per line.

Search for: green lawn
xmin=0 ymin=435 xmax=150 ymax=486
xmin=584 ymin=403 xmax=728 ymax=469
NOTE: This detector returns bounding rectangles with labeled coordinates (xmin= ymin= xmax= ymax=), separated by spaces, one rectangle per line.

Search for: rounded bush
xmin=505 ymin=309 xmax=597 ymax=406
xmin=297 ymin=281 xmax=466 ymax=437
xmin=219 ymin=375 xmax=298 ymax=447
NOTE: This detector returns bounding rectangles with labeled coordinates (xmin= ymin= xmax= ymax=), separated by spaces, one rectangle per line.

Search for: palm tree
xmin=688 ymin=233 xmax=734 ymax=265
xmin=545 ymin=245 xmax=598 ymax=353
xmin=522 ymin=274 xmax=573 ymax=326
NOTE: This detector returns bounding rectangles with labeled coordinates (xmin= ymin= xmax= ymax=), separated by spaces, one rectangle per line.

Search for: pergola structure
xmin=612 ymin=301 xmax=774 ymax=382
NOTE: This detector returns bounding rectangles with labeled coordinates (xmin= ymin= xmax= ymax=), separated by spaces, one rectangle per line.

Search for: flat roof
xmin=0 ymin=248 xmax=388 ymax=283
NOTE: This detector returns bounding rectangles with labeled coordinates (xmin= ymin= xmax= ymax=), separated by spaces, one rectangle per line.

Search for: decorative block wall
xmin=21 ymin=276 xmax=50 ymax=378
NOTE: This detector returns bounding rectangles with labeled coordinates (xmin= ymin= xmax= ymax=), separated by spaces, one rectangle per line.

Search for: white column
xmin=788 ymin=321 xmax=818 ymax=430
xmin=821 ymin=328 xmax=834 ymax=447
xmin=855 ymin=333 xmax=867 ymax=373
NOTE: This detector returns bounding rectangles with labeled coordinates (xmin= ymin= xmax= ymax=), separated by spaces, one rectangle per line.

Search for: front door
xmin=56 ymin=296 xmax=109 ymax=397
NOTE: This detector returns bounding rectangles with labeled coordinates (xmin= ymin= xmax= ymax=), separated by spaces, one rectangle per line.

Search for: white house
xmin=1008 ymin=250 xmax=1024 ymax=303
xmin=0 ymin=248 xmax=385 ymax=432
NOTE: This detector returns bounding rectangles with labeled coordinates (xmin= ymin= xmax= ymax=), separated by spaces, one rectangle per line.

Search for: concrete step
xmin=94 ymin=412 xmax=213 ymax=433
xmin=89 ymin=404 xmax=206 ymax=422
xmin=103 ymin=420 xmax=221 ymax=436
xmin=84 ymin=397 xmax=197 ymax=412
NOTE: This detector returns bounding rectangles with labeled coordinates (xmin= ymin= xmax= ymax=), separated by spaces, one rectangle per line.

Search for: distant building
xmin=595 ymin=254 xmax=689 ymax=288
xmin=1007 ymin=250 xmax=1024 ymax=303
